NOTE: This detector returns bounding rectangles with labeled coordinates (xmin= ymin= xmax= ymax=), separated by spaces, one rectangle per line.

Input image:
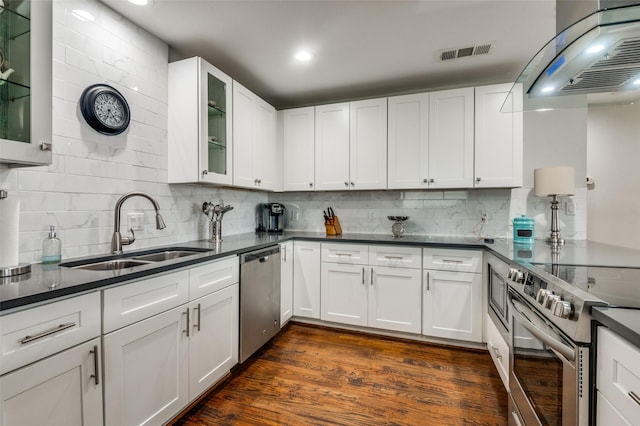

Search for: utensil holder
xmin=325 ymin=216 xmax=342 ymax=236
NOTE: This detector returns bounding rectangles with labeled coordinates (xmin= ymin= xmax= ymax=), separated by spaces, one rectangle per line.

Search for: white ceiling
xmin=100 ymin=0 xmax=557 ymax=109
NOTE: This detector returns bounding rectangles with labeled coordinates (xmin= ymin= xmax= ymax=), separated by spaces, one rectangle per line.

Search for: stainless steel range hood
xmin=510 ymin=2 xmax=640 ymax=109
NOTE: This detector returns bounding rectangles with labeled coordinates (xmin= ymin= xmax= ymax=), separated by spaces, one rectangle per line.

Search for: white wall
xmin=587 ymin=101 xmax=640 ymax=250
xmin=0 ymin=0 xmax=266 ymax=264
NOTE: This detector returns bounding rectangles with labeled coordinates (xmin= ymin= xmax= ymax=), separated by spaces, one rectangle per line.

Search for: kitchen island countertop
xmin=2 ymin=231 xmax=640 ymax=313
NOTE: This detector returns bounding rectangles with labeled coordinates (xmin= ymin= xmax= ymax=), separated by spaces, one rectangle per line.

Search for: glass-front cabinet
xmin=0 ymin=0 xmax=52 ymax=166
xmin=168 ymin=56 xmax=233 ymax=185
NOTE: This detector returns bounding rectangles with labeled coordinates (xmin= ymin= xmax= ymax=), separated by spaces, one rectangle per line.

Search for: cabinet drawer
xmin=485 ymin=313 xmax=509 ymax=389
xmin=369 ymin=245 xmax=421 ymax=269
xmin=597 ymin=391 xmax=632 ymax=425
xmin=423 ymin=248 xmax=482 ymax=273
xmin=597 ymin=327 xmax=640 ymax=421
xmin=321 ymin=243 xmax=369 ymax=265
xmin=189 ymin=256 xmax=239 ymax=300
xmin=1 ymin=292 xmax=101 ymax=375
xmin=103 ymin=270 xmax=190 ymax=333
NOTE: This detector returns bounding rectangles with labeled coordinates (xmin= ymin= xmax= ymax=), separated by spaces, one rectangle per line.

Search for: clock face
xmin=80 ymin=84 xmax=131 ymax=135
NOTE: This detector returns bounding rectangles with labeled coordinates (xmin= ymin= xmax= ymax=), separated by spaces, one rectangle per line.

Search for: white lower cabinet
xmin=280 ymin=241 xmax=294 ymax=326
xmin=293 ymin=241 xmax=321 ymax=319
xmin=103 ymin=258 xmax=240 ymax=426
xmin=0 ymin=337 xmax=103 ymax=426
xmin=320 ymin=244 xmax=422 ymax=334
xmin=423 ymin=270 xmax=482 ymax=342
xmin=188 ymin=283 xmax=239 ymax=399
xmin=596 ymin=327 xmax=640 ymax=424
xmin=103 ymin=305 xmax=189 ymax=426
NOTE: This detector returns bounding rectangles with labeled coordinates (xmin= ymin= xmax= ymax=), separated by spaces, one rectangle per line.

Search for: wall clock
xmin=80 ymin=83 xmax=131 ymax=135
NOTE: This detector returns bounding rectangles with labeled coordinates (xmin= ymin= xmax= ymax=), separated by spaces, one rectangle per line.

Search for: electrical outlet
xmin=368 ymin=211 xmax=375 ymax=223
xmin=128 ymin=212 xmax=144 ymax=231
xmin=565 ymin=200 xmax=576 ymax=216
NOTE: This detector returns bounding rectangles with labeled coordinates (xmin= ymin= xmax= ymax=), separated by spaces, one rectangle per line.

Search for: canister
xmin=513 ymin=215 xmax=534 ymax=244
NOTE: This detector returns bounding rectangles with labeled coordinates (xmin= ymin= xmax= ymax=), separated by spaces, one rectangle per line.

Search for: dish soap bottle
xmin=42 ymin=225 xmax=61 ymax=264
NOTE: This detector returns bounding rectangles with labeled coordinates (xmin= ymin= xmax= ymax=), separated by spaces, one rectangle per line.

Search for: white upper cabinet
xmin=387 ymin=93 xmax=430 ymax=189
xmin=0 ymin=0 xmax=52 ymax=166
xmin=168 ymin=57 xmax=233 ymax=185
xmin=474 ymin=83 xmax=523 ymax=188
xmin=315 ymin=99 xmax=387 ymax=191
xmin=349 ymin=98 xmax=388 ymax=190
xmin=428 ymin=87 xmax=475 ymax=189
xmin=283 ymin=107 xmax=315 ymax=191
xmin=315 ymin=102 xmax=351 ymax=190
xmin=232 ymin=81 xmax=280 ymax=191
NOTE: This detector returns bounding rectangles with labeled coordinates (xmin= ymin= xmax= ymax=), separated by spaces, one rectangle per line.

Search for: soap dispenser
xmin=42 ymin=225 xmax=61 ymax=264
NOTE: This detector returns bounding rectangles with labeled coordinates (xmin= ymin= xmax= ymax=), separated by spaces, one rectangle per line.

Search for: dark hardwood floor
xmin=177 ymin=323 xmax=508 ymax=426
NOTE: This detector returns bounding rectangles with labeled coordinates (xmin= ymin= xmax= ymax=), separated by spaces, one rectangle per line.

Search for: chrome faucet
xmin=202 ymin=201 xmax=234 ymax=243
xmin=111 ymin=192 xmax=166 ymax=254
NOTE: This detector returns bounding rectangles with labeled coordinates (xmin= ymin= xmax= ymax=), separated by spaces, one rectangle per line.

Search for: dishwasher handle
xmin=240 ymin=245 xmax=280 ymax=264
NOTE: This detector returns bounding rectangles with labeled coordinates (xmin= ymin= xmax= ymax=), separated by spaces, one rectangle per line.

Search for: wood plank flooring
xmin=176 ymin=323 xmax=508 ymax=426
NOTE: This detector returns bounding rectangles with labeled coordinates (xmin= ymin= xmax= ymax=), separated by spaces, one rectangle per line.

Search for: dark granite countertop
xmin=2 ymin=231 xmax=640 ymax=313
xmin=592 ymin=307 xmax=640 ymax=348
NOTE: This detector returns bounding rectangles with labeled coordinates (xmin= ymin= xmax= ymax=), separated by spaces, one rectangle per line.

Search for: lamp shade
xmin=534 ymin=166 xmax=575 ymax=196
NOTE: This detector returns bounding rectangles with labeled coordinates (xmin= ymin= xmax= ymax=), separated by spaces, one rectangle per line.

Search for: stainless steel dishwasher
xmin=239 ymin=245 xmax=281 ymax=363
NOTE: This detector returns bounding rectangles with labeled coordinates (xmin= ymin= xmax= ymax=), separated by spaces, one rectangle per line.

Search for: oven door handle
xmin=511 ymin=299 xmax=576 ymax=361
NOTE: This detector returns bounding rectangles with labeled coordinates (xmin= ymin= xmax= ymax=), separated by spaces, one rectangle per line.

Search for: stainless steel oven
xmin=508 ymin=287 xmax=589 ymax=426
xmin=488 ymin=253 xmax=525 ymax=332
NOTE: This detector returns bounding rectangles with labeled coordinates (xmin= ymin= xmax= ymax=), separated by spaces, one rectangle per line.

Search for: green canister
xmin=513 ymin=215 xmax=534 ymax=244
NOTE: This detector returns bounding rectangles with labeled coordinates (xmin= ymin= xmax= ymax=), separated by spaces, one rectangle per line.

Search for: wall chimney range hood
xmin=514 ymin=2 xmax=640 ymax=102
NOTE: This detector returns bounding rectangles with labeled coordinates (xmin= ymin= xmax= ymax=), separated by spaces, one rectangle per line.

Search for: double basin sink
xmin=60 ymin=247 xmax=212 ymax=271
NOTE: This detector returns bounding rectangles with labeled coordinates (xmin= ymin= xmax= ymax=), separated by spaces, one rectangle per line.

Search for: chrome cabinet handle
xmin=194 ymin=304 xmax=201 ymax=332
xmin=476 ymin=177 xmax=481 ymax=182
xmin=202 ymin=170 xmax=208 ymax=175
xmin=426 ymin=272 xmax=430 ymax=291
xmin=344 ymin=181 xmax=349 ymax=187
xmin=282 ymin=245 xmax=287 ymax=262
xmin=384 ymin=255 xmax=403 ymax=260
xmin=309 ymin=182 xmax=313 ymax=187
xmin=442 ymin=258 xmax=464 ymax=264
xmin=423 ymin=178 xmax=428 ymax=183
xmin=629 ymin=391 xmax=640 ymax=406
xmin=350 ymin=181 xmax=355 ymax=187
xmin=183 ymin=309 xmax=190 ymax=337
xmin=20 ymin=322 xmax=76 ymax=344
xmin=362 ymin=267 xmax=365 ymax=285
xmin=370 ymin=267 xmax=374 ymax=285
xmin=429 ymin=178 xmax=435 ymax=183
xmin=490 ymin=344 xmax=502 ymax=359
xmin=90 ymin=345 xmax=99 ymax=385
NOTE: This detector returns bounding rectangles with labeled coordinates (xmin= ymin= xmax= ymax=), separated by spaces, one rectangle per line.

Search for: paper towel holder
xmin=0 ymin=190 xmax=32 ymax=278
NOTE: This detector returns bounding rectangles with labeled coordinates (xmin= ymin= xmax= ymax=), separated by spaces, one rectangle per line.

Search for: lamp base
xmin=545 ymin=236 xmax=565 ymax=246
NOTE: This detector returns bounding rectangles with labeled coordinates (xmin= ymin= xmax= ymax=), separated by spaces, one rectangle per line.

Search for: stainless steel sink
xmin=132 ymin=250 xmax=204 ymax=262
xmin=60 ymin=247 xmax=212 ymax=271
xmin=72 ymin=259 xmax=152 ymax=271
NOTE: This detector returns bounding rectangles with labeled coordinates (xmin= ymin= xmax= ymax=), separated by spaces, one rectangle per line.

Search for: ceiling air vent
xmin=439 ymin=43 xmax=493 ymax=61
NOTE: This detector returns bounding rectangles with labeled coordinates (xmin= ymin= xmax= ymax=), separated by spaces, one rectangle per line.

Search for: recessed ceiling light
xmin=128 ymin=0 xmax=148 ymax=5
xmin=586 ymin=44 xmax=605 ymax=54
xmin=295 ymin=50 xmax=312 ymax=62
xmin=633 ymin=78 xmax=640 ymax=86
xmin=541 ymin=86 xmax=555 ymax=93
xmin=72 ymin=9 xmax=95 ymax=21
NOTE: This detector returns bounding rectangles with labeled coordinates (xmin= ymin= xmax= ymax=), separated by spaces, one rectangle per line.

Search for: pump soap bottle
xmin=42 ymin=225 xmax=61 ymax=264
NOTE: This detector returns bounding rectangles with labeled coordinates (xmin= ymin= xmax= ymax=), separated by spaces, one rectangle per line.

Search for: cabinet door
xmin=280 ymin=241 xmax=294 ymax=325
xmin=428 ymin=88 xmax=474 ymax=188
xmin=349 ymin=98 xmax=388 ymax=190
xmin=254 ymin=97 xmax=280 ymax=190
xmin=315 ymin=103 xmax=350 ymax=190
xmin=387 ymin=93 xmax=430 ymax=189
xmin=321 ymin=263 xmax=368 ymax=326
xmin=293 ymin=241 xmax=321 ymax=319
xmin=368 ymin=266 xmax=422 ymax=334
xmin=232 ymin=81 xmax=257 ymax=188
xmin=423 ymin=270 xmax=483 ymax=342
xmin=0 ymin=338 xmax=102 ymax=426
xmin=189 ymin=284 xmax=239 ymax=400
xmin=168 ymin=57 xmax=232 ymax=184
xmin=474 ymin=83 xmax=523 ymax=188
xmin=283 ymin=107 xmax=315 ymax=191
xmin=0 ymin=0 xmax=52 ymax=166
xmin=104 ymin=305 xmax=189 ymax=426
xmin=485 ymin=313 xmax=509 ymax=388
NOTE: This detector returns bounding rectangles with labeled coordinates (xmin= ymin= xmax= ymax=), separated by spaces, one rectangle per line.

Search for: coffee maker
xmin=256 ymin=203 xmax=286 ymax=234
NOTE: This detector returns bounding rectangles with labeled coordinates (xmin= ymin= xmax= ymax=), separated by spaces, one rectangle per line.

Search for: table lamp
xmin=534 ymin=166 xmax=575 ymax=246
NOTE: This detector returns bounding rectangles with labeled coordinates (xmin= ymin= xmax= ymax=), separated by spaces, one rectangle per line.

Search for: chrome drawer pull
xmin=384 ymin=256 xmax=403 ymax=260
xmin=629 ymin=391 xmax=640 ymax=406
xmin=441 ymin=259 xmax=464 ymax=264
xmin=20 ymin=322 xmax=76 ymax=344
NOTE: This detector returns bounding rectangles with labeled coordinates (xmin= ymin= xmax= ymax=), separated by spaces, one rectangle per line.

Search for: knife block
xmin=325 ymin=216 xmax=343 ymax=236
